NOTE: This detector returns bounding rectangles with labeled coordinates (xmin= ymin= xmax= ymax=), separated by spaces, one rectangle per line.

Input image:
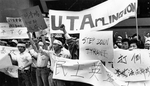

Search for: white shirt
xmin=30 ymin=49 xmax=49 ymax=67
xmin=12 ymin=50 xmax=32 ymax=70
xmin=41 ymin=47 xmax=71 ymax=71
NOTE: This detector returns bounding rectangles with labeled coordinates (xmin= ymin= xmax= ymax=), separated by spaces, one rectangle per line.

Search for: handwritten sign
xmin=20 ymin=6 xmax=47 ymax=32
xmin=112 ymin=49 xmax=150 ymax=81
xmin=0 ymin=46 xmax=19 ymax=59
xmin=0 ymin=46 xmax=15 ymax=69
xmin=4 ymin=66 xmax=19 ymax=78
xmin=49 ymin=0 xmax=137 ymax=33
xmin=53 ymin=59 xmax=122 ymax=86
xmin=79 ymin=31 xmax=113 ymax=61
xmin=0 ymin=27 xmax=29 ymax=39
xmin=6 ymin=17 xmax=25 ymax=27
xmin=53 ymin=58 xmax=150 ymax=86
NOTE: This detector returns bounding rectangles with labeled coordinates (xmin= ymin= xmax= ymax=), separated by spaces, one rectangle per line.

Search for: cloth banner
xmin=53 ymin=59 xmax=150 ymax=86
xmin=49 ymin=0 xmax=137 ymax=33
xmin=20 ymin=6 xmax=47 ymax=32
xmin=4 ymin=66 xmax=19 ymax=78
xmin=110 ymin=49 xmax=150 ymax=81
xmin=79 ymin=31 xmax=113 ymax=61
xmin=0 ymin=46 xmax=20 ymax=78
xmin=6 ymin=17 xmax=25 ymax=27
xmin=0 ymin=27 xmax=29 ymax=39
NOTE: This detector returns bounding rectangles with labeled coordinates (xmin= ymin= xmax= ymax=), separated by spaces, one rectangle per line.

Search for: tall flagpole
xmin=135 ymin=8 xmax=139 ymax=41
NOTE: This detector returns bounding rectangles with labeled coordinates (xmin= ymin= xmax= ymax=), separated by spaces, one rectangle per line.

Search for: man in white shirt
xmin=40 ymin=39 xmax=71 ymax=86
xmin=10 ymin=42 xmax=32 ymax=86
xmin=29 ymin=41 xmax=50 ymax=86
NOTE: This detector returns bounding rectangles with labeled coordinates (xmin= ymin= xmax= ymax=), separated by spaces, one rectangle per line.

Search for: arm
xmin=27 ymin=31 xmax=38 ymax=52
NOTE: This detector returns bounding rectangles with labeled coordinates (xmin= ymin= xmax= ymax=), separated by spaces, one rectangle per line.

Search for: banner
xmin=4 ymin=66 xmax=19 ymax=78
xmin=20 ymin=6 xmax=47 ymax=32
xmin=79 ymin=31 xmax=113 ymax=61
xmin=111 ymin=49 xmax=150 ymax=81
xmin=49 ymin=0 xmax=137 ymax=33
xmin=0 ymin=23 xmax=9 ymax=28
xmin=0 ymin=27 xmax=29 ymax=39
xmin=6 ymin=17 xmax=25 ymax=27
xmin=0 ymin=46 xmax=20 ymax=78
xmin=53 ymin=59 xmax=150 ymax=86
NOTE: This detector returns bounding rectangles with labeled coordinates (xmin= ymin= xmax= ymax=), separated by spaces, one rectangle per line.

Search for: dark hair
xmin=129 ymin=39 xmax=141 ymax=48
xmin=132 ymin=33 xmax=141 ymax=40
xmin=122 ymin=38 xmax=129 ymax=43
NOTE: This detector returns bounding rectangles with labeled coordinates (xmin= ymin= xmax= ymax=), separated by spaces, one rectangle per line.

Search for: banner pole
xmin=135 ymin=11 xmax=139 ymax=40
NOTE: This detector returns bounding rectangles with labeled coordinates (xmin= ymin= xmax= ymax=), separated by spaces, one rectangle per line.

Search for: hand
xmin=18 ymin=66 xmax=25 ymax=72
xmin=59 ymin=24 xmax=66 ymax=33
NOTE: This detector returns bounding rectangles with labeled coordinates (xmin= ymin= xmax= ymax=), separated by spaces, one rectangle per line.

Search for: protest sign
xmin=53 ymin=59 xmax=121 ymax=86
xmin=6 ymin=17 xmax=25 ymax=27
xmin=79 ymin=31 xmax=113 ymax=61
xmin=112 ymin=49 xmax=150 ymax=81
xmin=49 ymin=0 xmax=137 ymax=33
xmin=0 ymin=54 xmax=12 ymax=69
xmin=53 ymin=58 xmax=150 ymax=86
xmin=4 ymin=66 xmax=19 ymax=78
xmin=0 ymin=27 xmax=29 ymax=39
xmin=20 ymin=6 xmax=47 ymax=32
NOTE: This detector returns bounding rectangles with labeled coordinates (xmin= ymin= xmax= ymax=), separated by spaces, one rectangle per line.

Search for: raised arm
xmin=27 ymin=31 xmax=38 ymax=52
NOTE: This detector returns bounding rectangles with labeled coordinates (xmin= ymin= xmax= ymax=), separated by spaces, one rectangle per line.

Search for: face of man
xmin=18 ymin=46 xmax=26 ymax=53
xmin=144 ymin=43 xmax=150 ymax=49
xmin=53 ymin=43 xmax=62 ymax=52
xmin=122 ymin=42 xmax=129 ymax=49
xmin=129 ymin=43 xmax=137 ymax=49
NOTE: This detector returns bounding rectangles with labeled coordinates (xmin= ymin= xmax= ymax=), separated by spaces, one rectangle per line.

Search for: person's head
xmin=129 ymin=39 xmax=139 ymax=49
xmin=121 ymin=38 xmax=130 ymax=50
xmin=132 ymin=33 xmax=141 ymax=40
xmin=17 ymin=43 xmax=26 ymax=53
xmin=144 ymin=37 xmax=150 ymax=49
xmin=38 ymin=41 xmax=44 ymax=49
xmin=53 ymin=39 xmax=63 ymax=51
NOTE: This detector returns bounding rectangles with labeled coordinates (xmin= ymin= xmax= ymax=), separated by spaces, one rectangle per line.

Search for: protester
xmin=58 ymin=24 xmax=93 ymax=86
xmin=121 ymin=38 xmax=130 ymax=50
xmin=9 ymin=42 xmax=32 ymax=86
xmin=132 ymin=33 xmax=144 ymax=49
xmin=129 ymin=39 xmax=140 ymax=50
xmin=27 ymin=32 xmax=50 ymax=86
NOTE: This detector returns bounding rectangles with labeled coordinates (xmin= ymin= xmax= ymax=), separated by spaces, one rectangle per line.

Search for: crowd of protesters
xmin=0 ymin=24 xmax=150 ymax=86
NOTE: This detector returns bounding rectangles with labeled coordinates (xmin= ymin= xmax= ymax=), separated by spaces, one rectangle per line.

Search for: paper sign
xmin=49 ymin=0 xmax=137 ymax=33
xmin=79 ymin=31 xmax=113 ymax=61
xmin=0 ymin=27 xmax=29 ymax=39
xmin=6 ymin=17 xmax=25 ymax=27
xmin=112 ymin=49 xmax=150 ymax=81
xmin=20 ymin=6 xmax=47 ymax=32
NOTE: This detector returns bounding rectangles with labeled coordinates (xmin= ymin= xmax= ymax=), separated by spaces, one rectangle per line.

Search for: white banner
xmin=49 ymin=0 xmax=137 ymax=33
xmin=0 ymin=46 xmax=20 ymax=78
xmin=79 ymin=31 xmax=113 ymax=61
xmin=0 ymin=27 xmax=29 ymax=39
xmin=53 ymin=59 xmax=150 ymax=86
xmin=111 ymin=49 xmax=150 ymax=81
